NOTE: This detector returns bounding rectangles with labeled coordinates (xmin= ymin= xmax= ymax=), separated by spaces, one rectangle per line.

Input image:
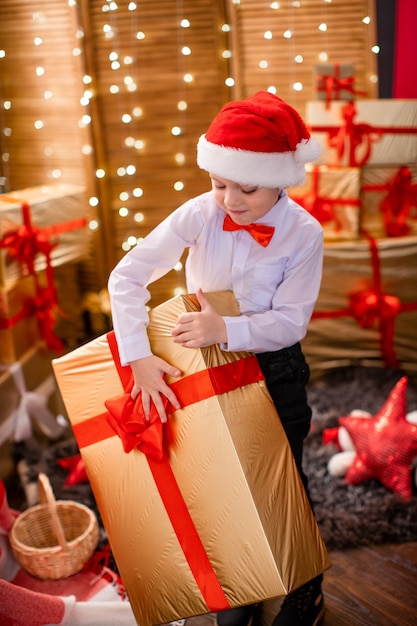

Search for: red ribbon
xmin=0 ymin=201 xmax=87 ymax=352
xmin=312 ymin=232 xmax=417 ymax=367
xmin=309 ymin=101 xmax=417 ymax=167
xmin=316 ymin=63 xmax=367 ymax=109
xmin=292 ymin=166 xmax=360 ymax=230
xmin=73 ymin=331 xmax=266 ymax=612
xmin=362 ymin=166 xmax=417 ymax=237
xmin=380 ymin=166 xmax=417 ymax=237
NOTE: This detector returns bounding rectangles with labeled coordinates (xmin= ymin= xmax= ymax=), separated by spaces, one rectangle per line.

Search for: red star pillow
xmin=339 ymin=376 xmax=417 ymax=501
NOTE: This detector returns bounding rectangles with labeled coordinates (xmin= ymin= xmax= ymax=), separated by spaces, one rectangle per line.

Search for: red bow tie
xmin=223 ymin=214 xmax=275 ymax=247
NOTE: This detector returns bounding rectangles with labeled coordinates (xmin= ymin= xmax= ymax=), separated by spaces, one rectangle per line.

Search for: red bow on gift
xmin=316 ymin=64 xmax=366 ymax=110
xmin=380 ymin=166 xmax=417 ymax=237
xmin=328 ymin=101 xmax=383 ymax=167
xmin=0 ymin=202 xmax=57 ymax=273
xmin=104 ymin=392 xmax=173 ymax=460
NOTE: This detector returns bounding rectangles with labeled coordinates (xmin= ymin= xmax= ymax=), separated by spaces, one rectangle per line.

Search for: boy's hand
xmin=172 ymin=288 xmax=227 ymax=348
xmin=129 ymin=356 xmax=181 ymax=423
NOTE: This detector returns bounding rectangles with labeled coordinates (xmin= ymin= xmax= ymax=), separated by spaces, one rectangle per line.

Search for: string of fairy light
xmin=0 ymin=0 xmax=377 ymax=296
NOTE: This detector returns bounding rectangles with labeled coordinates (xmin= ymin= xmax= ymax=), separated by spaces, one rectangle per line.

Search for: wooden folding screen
xmin=0 ymin=0 xmax=377 ymax=304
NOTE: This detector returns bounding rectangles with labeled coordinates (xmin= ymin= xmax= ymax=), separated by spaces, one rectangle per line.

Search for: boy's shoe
xmin=272 ymin=583 xmax=324 ymax=626
xmin=216 ymin=604 xmax=257 ymax=626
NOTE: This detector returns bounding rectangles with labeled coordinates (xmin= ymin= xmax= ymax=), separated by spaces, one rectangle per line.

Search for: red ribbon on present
xmin=311 ymin=232 xmax=417 ymax=368
xmin=309 ymin=101 xmax=417 ymax=167
xmin=0 ymin=200 xmax=87 ymax=352
xmin=362 ymin=166 xmax=417 ymax=237
xmin=316 ymin=63 xmax=367 ymax=109
xmin=380 ymin=166 xmax=417 ymax=237
xmin=291 ymin=166 xmax=361 ymax=231
xmin=72 ymin=331 xmax=266 ymax=612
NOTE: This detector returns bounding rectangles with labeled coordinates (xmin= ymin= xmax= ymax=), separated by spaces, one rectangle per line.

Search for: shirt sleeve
xmin=108 ymin=199 xmax=203 ymax=365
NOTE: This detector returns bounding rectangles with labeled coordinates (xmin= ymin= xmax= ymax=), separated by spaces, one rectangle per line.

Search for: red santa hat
xmin=197 ymin=91 xmax=320 ymax=188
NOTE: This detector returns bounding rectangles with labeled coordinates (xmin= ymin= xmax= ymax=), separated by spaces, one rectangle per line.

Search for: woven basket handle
xmin=38 ymin=473 xmax=69 ymax=552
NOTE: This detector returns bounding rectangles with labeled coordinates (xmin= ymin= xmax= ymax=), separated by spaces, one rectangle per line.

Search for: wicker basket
xmin=9 ymin=472 xmax=99 ymax=580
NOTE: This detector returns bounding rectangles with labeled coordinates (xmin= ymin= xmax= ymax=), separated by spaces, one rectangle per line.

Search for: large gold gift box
xmin=0 ymin=182 xmax=89 ymax=287
xmin=52 ymin=292 xmax=330 ymax=626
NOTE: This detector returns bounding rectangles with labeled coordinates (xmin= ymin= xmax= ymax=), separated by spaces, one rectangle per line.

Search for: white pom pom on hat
xmin=197 ymin=91 xmax=320 ymax=188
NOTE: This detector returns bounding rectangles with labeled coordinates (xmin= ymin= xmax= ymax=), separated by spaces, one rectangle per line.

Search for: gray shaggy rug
xmin=10 ymin=366 xmax=417 ymax=553
xmin=305 ymin=366 xmax=417 ymax=550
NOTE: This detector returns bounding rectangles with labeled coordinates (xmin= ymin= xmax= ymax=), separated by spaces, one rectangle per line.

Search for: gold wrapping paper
xmin=288 ymin=164 xmax=361 ymax=240
xmin=302 ymin=237 xmax=417 ymax=374
xmin=0 ymin=275 xmax=41 ymax=363
xmin=360 ymin=164 xmax=417 ymax=238
xmin=306 ymin=99 xmax=417 ymax=166
xmin=52 ymin=291 xmax=330 ymax=626
xmin=0 ymin=182 xmax=89 ymax=287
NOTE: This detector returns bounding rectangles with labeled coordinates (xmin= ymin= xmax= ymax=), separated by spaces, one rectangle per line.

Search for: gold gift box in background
xmin=302 ymin=237 xmax=417 ymax=374
xmin=0 ymin=275 xmax=41 ymax=363
xmin=0 ymin=182 xmax=89 ymax=287
xmin=360 ymin=164 xmax=417 ymax=238
xmin=53 ymin=291 xmax=330 ymax=626
xmin=288 ymin=164 xmax=361 ymax=240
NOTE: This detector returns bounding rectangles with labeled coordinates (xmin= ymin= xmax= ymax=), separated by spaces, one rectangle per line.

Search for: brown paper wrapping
xmin=302 ymin=237 xmax=417 ymax=374
xmin=315 ymin=63 xmax=356 ymax=103
xmin=288 ymin=164 xmax=361 ymax=240
xmin=52 ymin=291 xmax=330 ymax=626
xmin=0 ymin=182 xmax=89 ymax=287
xmin=360 ymin=164 xmax=417 ymax=238
xmin=306 ymin=99 xmax=417 ymax=166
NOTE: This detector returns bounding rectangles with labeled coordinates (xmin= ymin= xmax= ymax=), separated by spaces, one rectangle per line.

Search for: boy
xmin=108 ymin=91 xmax=325 ymax=626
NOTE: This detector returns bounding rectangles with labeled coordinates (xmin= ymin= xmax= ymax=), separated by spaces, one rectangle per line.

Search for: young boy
xmin=108 ymin=91 xmax=325 ymax=626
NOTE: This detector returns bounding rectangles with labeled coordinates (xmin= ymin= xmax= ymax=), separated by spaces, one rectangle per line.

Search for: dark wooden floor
xmin=185 ymin=542 xmax=417 ymax=626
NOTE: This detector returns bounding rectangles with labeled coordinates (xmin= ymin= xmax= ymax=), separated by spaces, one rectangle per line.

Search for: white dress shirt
xmin=108 ymin=189 xmax=324 ymax=365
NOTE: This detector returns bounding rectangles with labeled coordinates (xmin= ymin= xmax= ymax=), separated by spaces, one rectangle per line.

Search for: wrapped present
xmin=315 ymin=62 xmax=365 ymax=108
xmin=302 ymin=235 xmax=417 ymax=374
xmin=361 ymin=164 xmax=417 ymax=238
xmin=0 ymin=183 xmax=89 ymax=288
xmin=52 ymin=291 xmax=330 ymax=626
xmin=0 ymin=345 xmax=68 ymax=481
xmin=288 ymin=164 xmax=361 ymax=240
xmin=0 ymin=275 xmax=41 ymax=363
xmin=306 ymin=99 xmax=417 ymax=167
xmin=0 ymin=264 xmax=83 ymax=363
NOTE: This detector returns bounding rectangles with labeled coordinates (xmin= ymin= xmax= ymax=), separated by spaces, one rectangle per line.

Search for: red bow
xmin=104 ymin=392 xmax=173 ymax=460
xmin=223 ymin=214 xmax=275 ymax=247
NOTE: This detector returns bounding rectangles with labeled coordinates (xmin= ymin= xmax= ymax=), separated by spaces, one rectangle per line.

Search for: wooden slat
xmin=0 ymin=0 xmax=378 ymax=310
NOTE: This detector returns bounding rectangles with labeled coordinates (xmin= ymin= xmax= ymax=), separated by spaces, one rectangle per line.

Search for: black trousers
xmin=256 ymin=342 xmax=312 ymax=496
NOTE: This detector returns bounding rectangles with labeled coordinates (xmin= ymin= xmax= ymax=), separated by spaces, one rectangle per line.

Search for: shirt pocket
xmin=246 ymin=258 xmax=288 ymax=310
